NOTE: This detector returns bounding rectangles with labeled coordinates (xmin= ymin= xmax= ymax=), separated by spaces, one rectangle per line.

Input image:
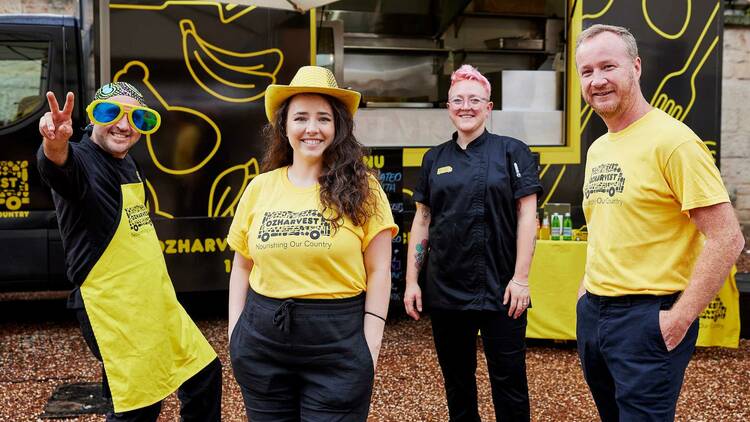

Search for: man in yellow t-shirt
xmin=574 ymin=25 xmax=744 ymax=421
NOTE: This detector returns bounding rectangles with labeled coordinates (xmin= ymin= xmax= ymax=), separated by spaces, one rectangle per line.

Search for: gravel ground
xmin=1 ymin=295 xmax=748 ymax=421
xmin=737 ymin=243 xmax=750 ymax=273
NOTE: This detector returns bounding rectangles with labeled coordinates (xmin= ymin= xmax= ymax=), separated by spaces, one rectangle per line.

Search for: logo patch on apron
xmin=125 ymin=204 xmax=154 ymax=234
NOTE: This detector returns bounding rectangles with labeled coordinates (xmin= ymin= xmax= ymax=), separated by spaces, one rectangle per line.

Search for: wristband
xmin=364 ymin=311 xmax=387 ymax=323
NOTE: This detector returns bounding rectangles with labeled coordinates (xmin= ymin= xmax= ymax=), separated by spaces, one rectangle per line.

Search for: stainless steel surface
xmin=344 ymin=45 xmax=448 ymax=53
xmin=483 ymin=37 xmax=544 ymax=50
xmin=321 ymin=0 xmax=567 ymax=147
xmin=353 ymin=108 xmax=563 ymax=147
xmin=502 ymin=70 xmax=561 ymax=111
xmin=343 ymin=33 xmax=438 ymax=49
xmin=317 ymin=19 xmax=344 ymax=83
xmin=354 ymin=108 xmax=455 ymax=147
xmin=324 ymin=10 xmax=438 ymax=37
xmin=344 ymin=54 xmax=438 ymax=102
xmin=544 ymin=18 xmax=564 ymax=54
xmin=490 ymin=110 xmax=563 ymax=145
xmin=365 ymin=102 xmax=434 ymax=108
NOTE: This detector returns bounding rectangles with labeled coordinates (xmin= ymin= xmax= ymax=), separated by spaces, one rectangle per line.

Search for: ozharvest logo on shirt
xmin=257 ymin=209 xmax=331 ymax=243
xmin=584 ymin=163 xmax=626 ymax=199
xmin=125 ymin=204 xmax=154 ymax=234
xmin=437 ymin=166 xmax=453 ymax=175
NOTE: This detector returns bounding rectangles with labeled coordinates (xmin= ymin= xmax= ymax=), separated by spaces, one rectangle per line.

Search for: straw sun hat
xmin=264 ymin=66 xmax=361 ymax=123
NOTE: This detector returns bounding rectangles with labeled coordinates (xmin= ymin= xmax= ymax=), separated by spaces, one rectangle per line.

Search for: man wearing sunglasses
xmin=36 ymin=83 xmax=221 ymax=421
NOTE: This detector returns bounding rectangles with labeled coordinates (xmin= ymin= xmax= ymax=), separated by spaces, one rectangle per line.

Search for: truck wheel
xmin=310 ymin=230 xmax=320 ymax=240
xmin=261 ymin=232 xmax=270 ymax=242
xmin=608 ymin=187 xmax=615 ymax=197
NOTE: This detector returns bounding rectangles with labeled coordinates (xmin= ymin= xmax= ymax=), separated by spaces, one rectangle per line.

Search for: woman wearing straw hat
xmin=226 ymin=66 xmax=398 ymax=421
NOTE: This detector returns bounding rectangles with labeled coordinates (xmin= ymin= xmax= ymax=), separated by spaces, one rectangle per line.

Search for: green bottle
xmin=563 ymin=212 xmax=572 ymax=241
xmin=551 ymin=213 xmax=561 ymax=240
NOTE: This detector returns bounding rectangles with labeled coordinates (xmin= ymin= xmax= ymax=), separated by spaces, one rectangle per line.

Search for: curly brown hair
xmin=261 ymin=93 xmax=378 ymax=230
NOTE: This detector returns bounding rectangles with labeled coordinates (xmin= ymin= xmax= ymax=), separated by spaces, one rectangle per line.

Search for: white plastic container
xmin=501 ymin=70 xmax=560 ymax=111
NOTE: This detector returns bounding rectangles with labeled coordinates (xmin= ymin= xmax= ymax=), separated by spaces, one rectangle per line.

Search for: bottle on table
xmin=551 ymin=213 xmax=562 ymax=240
xmin=539 ymin=215 xmax=550 ymax=240
xmin=563 ymin=212 xmax=572 ymax=241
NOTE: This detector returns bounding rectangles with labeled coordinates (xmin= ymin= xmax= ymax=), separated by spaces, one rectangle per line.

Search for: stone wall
xmin=722 ymin=27 xmax=750 ymax=230
xmin=0 ymin=0 xmax=75 ymax=15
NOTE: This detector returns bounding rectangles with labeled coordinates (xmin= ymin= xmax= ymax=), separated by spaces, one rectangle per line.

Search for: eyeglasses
xmin=447 ymin=97 xmax=489 ymax=109
xmin=86 ymin=99 xmax=161 ymax=134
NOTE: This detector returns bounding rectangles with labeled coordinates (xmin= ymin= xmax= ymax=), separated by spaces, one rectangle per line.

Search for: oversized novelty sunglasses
xmin=85 ymin=99 xmax=161 ymax=134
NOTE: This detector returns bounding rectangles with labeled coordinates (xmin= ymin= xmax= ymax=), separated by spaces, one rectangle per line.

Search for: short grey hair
xmin=577 ymin=24 xmax=638 ymax=61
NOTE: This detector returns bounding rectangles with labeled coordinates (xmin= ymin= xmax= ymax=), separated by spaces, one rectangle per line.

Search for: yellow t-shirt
xmin=582 ymin=108 xmax=729 ymax=296
xmin=227 ymin=166 xmax=398 ymax=299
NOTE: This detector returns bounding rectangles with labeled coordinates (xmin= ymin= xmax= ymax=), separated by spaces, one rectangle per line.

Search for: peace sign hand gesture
xmin=39 ymin=91 xmax=75 ymax=165
xmin=39 ymin=91 xmax=75 ymax=142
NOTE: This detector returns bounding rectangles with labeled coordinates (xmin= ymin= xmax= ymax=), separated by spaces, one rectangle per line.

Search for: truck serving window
xmin=0 ymin=41 xmax=49 ymax=128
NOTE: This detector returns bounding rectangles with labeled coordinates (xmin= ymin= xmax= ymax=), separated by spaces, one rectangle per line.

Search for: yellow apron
xmin=80 ymin=182 xmax=216 ymax=413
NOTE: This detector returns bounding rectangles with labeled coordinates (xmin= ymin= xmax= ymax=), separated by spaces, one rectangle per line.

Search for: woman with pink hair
xmin=404 ymin=64 xmax=541 ymax=421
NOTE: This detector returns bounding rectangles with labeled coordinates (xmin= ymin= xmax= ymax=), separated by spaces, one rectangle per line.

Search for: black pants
xmin=76 ymin=309 xmax=223 ymax=422
xmin=431 ymin=309 xmax=530 ymax=422
xmin=576 ymin=292 xmax=699 ymax=422
xmin=230 ymin=289 xmax=374 ymax=422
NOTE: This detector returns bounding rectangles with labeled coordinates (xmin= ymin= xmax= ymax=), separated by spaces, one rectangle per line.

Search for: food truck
xmin=0 ymin=0 xmax=728 ymax=320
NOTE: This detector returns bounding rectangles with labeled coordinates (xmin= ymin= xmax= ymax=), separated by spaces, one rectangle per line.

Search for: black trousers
xmin=76 ymin=309 xmax=223 ymax=422
xmin=230 ymin=289 xmax=374 ymax=422
xmin=431 ymin=309 xmax=530 ymax=422
xmin=576 ymin=292 xmax=699 ymax=422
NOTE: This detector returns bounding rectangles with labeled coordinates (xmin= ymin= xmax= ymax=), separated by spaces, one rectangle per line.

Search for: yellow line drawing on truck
xmin=180 ymin=19 xmax=284 ymax=103
xmin=110 ymin=1 xmax=256 ymax=24
xmin=582 ymin=0 xmax=613 ymax=20
xmin=652 ymin=35 xmax=718 ymax=121
xmin=145 ymin=179 xmax=175 ymax=219
xmin=642 ymin=0 xmax=692 ymax=40
xmin=208 ymin=157 xmax=259 ymax=217
xmin=649 ymin=1 xmax=719 ymax=121
xmin=703 ymin=140 xmax=718 ymax=162
xmin=542 ymin=165 xmax=567 ymax=208
xmin=113 ymin=60 xmax=222 ymax=176
xmin=539 ymin=164 xmax=551 ymax=180
xmin=581 ymin=104 xmax=595 ymax=132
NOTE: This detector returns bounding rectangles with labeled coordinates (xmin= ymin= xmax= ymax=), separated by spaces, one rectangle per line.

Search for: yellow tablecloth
xmin=527 ymin=240 xmax=740 ymax=348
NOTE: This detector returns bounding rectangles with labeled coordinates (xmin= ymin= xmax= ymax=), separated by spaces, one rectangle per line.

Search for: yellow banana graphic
xmin=180 ymin=19 xmax=284 ymax=103
xmin=208 ymin=157 xmax=260 ymax=217
xmin=113 ymin=60 xmax=222 ymax=175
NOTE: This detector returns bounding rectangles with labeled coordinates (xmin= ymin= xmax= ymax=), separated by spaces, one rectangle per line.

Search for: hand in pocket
xmin=658 ymin=310 xmax=689 ymax=352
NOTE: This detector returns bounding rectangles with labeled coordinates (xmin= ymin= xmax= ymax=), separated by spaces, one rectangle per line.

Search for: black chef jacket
xmin=37 ymin=128 xmax=143 ymax=309
xmin=413 ymin=130 xmax=542 ymax=311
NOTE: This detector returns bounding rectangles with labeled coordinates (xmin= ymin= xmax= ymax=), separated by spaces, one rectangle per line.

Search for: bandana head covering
xmin=94 ymin=82 xmax=147 ymax=106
